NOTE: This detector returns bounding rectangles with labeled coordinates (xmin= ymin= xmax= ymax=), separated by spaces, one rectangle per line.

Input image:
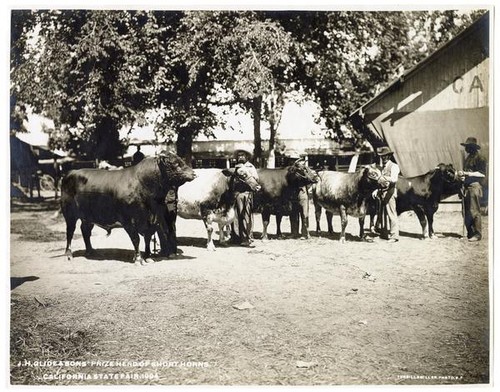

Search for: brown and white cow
xmin=177 ymin=167 xmax=261 ymax=251
xmin=312 ymin=165 xmax=382 ymax=243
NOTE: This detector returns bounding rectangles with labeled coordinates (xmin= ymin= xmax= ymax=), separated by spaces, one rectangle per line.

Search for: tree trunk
xmin=252 ymin=95 xmax=263 ymax=167
xmin=269 ymin=122 xmax=276 ymax=153
xmin=176 ymin=127 xmax=194 ymax=167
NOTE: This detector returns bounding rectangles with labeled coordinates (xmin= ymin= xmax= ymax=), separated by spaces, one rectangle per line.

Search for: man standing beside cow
xmin=458 ymin=137 xmax=487 ymax=242
xmin=231 ymin=149 xmax=260 ymax=248
xmin=376 ymin=146 xmax=400 ymax=243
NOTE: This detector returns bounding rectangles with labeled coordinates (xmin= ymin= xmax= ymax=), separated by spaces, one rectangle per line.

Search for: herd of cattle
xmin=60 ymin=152 xmax=461 ymax=265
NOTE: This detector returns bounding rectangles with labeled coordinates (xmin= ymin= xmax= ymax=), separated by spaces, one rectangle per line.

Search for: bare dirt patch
xmin=10 ymin=198 xmax=490 ymax=385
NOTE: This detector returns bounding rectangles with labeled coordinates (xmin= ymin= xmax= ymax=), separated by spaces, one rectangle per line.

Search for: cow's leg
xmin=414 ymin=208 xmax=428 ymax=239
xmin=314 ymin=204 xmax=322 ymax=234
xmin=339 ymin=206 xmax=348 ymax=243
xmin=144 ymin=233 xmax=151 ymax=256
xmin=64 ymin=217 xmax=77 ymax=261
xmin=203 ymin=218 xmax=216 ymax=251
xmin=276 ymin=214 xmax=284 ymax=239
xmin=142 ymin=231 xmax=155 ymax=263
xmin=218 ymin=223 xmax=229 ymax=247
xmin=426 ymin=207 xmax=437 ymax=239
xmin=326 ymin=211 xmax=334 ymax=235
xmin=261 ymin=209 xmax=271 ymax=240
xmin=123 ymin=224 xmax=145 ymax=265
xmin=368 ymin=198 xmax=379 ymax=233
xmin=80 ymin=221 xmax=96 ymax=257
xmin=359 ymin=215 xmax=372 ymax=242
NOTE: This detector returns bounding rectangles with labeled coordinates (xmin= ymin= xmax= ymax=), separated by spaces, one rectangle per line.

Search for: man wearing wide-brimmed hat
xmin=376 ymin=146 xmax=400 ymax=243
xmin=232 ymin=149 xmax=259 ymax=247
xmin=458 ymin=137 xmax=487 ymax=242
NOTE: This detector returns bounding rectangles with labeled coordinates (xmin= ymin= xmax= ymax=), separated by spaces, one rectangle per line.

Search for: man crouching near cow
xmin=231 ymin=149 xmax=260 ymax=248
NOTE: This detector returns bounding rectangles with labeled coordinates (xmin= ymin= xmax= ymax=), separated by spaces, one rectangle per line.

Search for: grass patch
xmin=10 ymin=297 xmax=100 ymax=385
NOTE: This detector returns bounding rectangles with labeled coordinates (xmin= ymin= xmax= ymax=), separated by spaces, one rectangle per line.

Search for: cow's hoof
xmin=361 ymin=237 xmax=373 ymax=243
xmin=65 ymin=251 xmax=73 ymax=261
xmin=340 ymin=237 xmax=346 ymax=244
xmin=207 ymin=245 xmax=216 ymax=251
xmin=218 ymin=242 xmax=229 ymax=248
xmin=276 ymin=235 xmax=284 ymax=240
xmin=144 ymin=257 xmax=155 ymax=264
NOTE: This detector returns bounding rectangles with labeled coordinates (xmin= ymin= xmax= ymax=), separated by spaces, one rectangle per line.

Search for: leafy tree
xmin=11 ymin=10 xmax=182 ymax=160
xmin=174 ymin=11 xmax=296 ymax=166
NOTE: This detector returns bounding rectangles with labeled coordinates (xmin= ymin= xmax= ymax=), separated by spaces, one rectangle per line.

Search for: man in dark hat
xmin=377 ymin=146 xmax=400 ymax=243
xmin=458 ymin=137 xmax=487 ymax=242
xmin=232 ymin=149 xmax=259 ymax=247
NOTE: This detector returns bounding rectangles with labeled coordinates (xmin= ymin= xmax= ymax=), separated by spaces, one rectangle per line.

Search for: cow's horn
xmin=294 ymin=157 xmax=305 ymax=164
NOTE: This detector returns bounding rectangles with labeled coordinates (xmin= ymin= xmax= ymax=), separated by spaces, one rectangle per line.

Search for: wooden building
xmin=350 ymin=12 xmax=490 ymax=178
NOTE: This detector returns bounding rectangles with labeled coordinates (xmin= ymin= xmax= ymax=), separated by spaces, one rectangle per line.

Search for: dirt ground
xmin=9 ymin=196 xmax=490 ymax=386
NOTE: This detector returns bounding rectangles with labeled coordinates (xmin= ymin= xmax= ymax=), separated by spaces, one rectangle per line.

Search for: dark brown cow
xmin=253 ymin=159 xmax=319 ymax=239
xmin=61 ymin=153 xmax=196 ymax=264
xmin=312 ymin=165 xmax=382 ymax=242
xmin=368 ymin=163 xmax=460 ymax=239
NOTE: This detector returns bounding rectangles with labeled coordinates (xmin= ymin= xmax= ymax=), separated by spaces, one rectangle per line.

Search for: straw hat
xmin=234 ymin=149 xmax=253 ymax=160
xmin=376 ymin=146 xmax=394 ymax=156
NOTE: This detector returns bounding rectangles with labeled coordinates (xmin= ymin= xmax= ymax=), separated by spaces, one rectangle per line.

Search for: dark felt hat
xmin=460 ymin=137 xmax=481 ymax=149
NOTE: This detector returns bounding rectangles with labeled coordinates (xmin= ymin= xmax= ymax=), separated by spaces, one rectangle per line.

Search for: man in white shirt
xmin=377 ymin=146 xmax=400 ymax=243
xmin=233 ymin=150 xmax=259 ymax=247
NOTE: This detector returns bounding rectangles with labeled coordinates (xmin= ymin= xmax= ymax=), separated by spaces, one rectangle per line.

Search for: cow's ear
xmin=222 ymin=168 xmax=234 ymax=177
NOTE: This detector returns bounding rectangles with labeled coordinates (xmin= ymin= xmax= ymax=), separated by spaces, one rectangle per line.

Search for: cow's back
xmin=314 ymin=171 xmax=356 ymax=203
xmin=177 ymin=169 xmax=228 ymax=219
xmin=253 ymin=168 xmax=292 ymax=212
xmin=257 ymin=168 xmax=289 ymax=199
xmin=61 ymin=167 xmax=143 ymax=225
xmin=313 ymin=171 xmax=368 ymax=217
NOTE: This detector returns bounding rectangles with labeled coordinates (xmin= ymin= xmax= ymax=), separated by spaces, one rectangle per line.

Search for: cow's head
xmin=435 ymin=163 xmax=458 ymax=182
xmin=157 ymin=153 xmax=196 ymax=186
xmin=222 ymin=166 xmax=261 ymax=192
xmin=360 ymin=164 xmax=382 ymax=192
xmin=434 ymin=163 xmax=462 ymax=194
xmin=287 ymin=158 xmax=319 ymax=186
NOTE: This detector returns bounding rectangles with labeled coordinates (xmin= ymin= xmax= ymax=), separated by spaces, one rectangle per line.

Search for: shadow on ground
xmin=11 ymin=276 xmax=40 ymax=290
